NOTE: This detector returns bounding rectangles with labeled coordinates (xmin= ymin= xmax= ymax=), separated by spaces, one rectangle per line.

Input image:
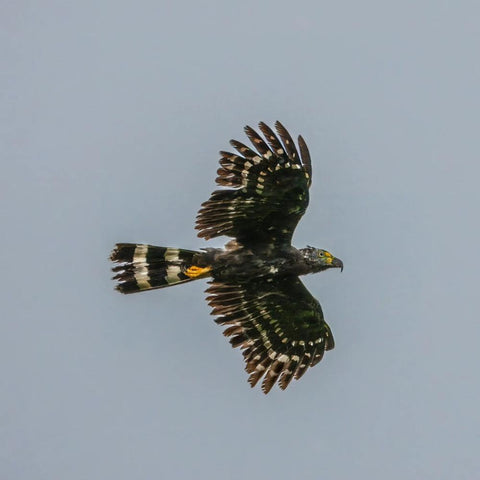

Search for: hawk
xmin=111 ymin=121 xmax=343 ymax=393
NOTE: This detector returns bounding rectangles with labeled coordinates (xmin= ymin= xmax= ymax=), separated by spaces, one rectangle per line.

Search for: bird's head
xmin=300 ymin=246 xmax=343 ymax=273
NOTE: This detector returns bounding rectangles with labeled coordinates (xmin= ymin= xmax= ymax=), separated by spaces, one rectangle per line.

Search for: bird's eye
xmin=318 ymin=251 xmax=324 ymax=257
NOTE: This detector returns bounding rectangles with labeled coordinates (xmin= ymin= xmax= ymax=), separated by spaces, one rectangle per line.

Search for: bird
xmin=110 ymin=121 xmax=343 ymax=394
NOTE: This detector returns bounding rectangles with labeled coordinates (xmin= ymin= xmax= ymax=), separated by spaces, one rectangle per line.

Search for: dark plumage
xmin=111 ymin=121 xmax=343 ymax=393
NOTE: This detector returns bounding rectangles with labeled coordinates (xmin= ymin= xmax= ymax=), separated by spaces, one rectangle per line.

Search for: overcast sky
xmin=2 ymin=1 xmax=479 ymax=479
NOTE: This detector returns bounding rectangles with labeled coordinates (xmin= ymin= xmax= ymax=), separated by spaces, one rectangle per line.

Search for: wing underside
xmin=196 ymin=121 xmax=312 ymax=247
xmin=206 ymin=276 xmax=334 ymax=393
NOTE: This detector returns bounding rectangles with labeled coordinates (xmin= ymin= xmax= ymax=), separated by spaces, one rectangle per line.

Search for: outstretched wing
xmin=196 ymin=121 xmax=312 ymax=248
xmin=206 ymin=276 xmax=334 ymax=393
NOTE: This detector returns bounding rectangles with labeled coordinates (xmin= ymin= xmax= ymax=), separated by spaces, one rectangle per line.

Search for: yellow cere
xmin=185 ymin=265 xmax=212 ymax=279
xmin=323 ymin=251 xmax=333 ymax=264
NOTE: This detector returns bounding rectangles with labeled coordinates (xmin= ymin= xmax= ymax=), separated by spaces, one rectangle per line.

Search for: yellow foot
xmin=185 ymin=265 xmax=212 ymax=279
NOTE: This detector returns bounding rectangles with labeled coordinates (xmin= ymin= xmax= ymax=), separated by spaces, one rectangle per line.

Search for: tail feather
xmin=110 ymin=243 xmax=211 ymax=294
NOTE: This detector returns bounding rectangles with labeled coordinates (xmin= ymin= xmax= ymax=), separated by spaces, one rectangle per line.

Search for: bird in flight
xmin=111 ymin=121 xmax=343 ymax=393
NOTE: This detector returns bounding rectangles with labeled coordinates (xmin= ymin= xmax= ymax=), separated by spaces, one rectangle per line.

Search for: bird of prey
xmin=110 ymin=121 xmax=343 ymax=393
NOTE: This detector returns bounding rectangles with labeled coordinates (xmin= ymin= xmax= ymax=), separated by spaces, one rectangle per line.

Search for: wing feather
xmin=196 ymin=122 xmax=313 ymax=247
xmin=275 ymin=120 xmax=300 ymax=164
xmin=206 ymin=276 xmax=334 ymax=393
xmin=258 ymin=122 xmax=286 ymax=157
xmin=298 ymin=135 xmax=312 ymax=187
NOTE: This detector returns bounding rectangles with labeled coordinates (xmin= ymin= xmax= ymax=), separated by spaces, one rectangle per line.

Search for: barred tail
xmin=110 ymin=243 xmax=211 ymax=294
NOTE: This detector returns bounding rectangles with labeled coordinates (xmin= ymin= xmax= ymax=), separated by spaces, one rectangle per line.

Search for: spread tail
xmin=110 ymin=243 xmax=211 ymax=294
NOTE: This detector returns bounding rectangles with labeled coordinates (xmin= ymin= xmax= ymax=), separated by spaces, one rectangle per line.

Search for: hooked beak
xmin=332 ymin=257 xmax=343 ymax=272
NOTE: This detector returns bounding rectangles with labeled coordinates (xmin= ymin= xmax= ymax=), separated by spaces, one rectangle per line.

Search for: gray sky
xmin=2 ymin=1 xmax=479 ymax=478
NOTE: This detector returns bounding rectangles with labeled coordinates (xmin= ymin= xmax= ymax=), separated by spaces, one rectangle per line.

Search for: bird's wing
xmin=196 ymin=121 xmax=312 ymax=248
xmin=206 ymin=276 xmax=334 ymax=393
